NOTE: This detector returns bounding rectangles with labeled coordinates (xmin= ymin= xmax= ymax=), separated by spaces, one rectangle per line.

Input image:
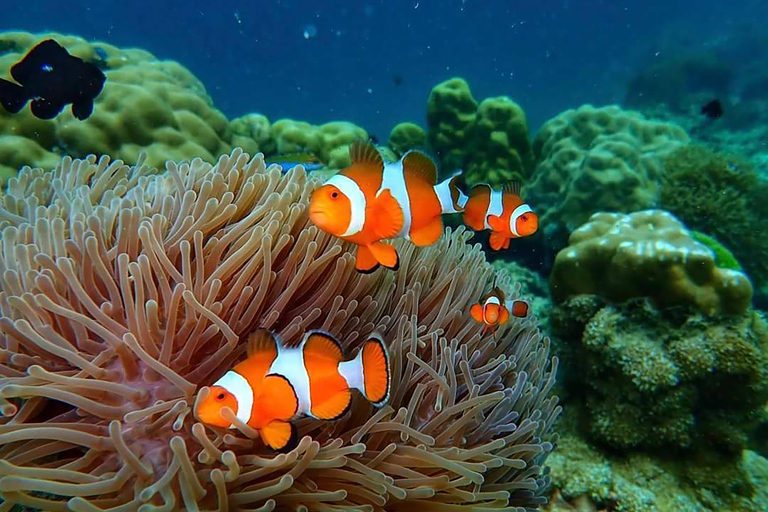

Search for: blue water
xmin=4 ymin=0 xmax=767 ymax=138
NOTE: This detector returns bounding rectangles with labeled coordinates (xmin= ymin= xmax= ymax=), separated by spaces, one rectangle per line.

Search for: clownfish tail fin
xmin=434 ymin=170 xmax=468 ymax=214
xmin=341 ymin=332 xmax=391 ymax=407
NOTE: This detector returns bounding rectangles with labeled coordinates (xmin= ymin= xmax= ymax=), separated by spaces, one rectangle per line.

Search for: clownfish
xmin=309 ymin=140 xmax=466 ymax=273
xmin=196 ymin=329 xmax=390 ymax=452
xmin=462 ymin=181 xmax=538 ymax=251
xmin=470 ymin=286 xmax=529 ymax=335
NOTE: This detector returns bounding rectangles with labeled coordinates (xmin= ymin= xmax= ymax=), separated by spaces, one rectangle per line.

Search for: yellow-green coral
xmin=464 ymin=96 xmax=535 ymax=187
xmin=526 ymin=105 xmax=689 ymax=240
xmin=550 ymin=209 xmax=753 ymax=316
xmin=387 ymin=121 xmax=426 ymax=156
xmin=270 ymin=119 xmax=367 ymax=169
xmin=425 ymin=78 xmax=534 ymax=187
xmin=0 ymin=31 xmax=242 ymax=180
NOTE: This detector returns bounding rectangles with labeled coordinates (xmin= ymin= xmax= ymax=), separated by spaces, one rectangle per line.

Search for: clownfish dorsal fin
xmin=503 ymin=180 xmax=522 ymax=197
xmin=491 ymin=286 xmax=506 ymax=303
xmin=349 ymin=140 xmax=384 ymax=170
xmin=246 ymin=328 xmax=279 ymax=357
xmin=470 ymin=183 xmax=492 ymax=198
xmin=402 ymin=150 xmax=438 ymax=185
xmin=303 ymin=330 xmax=344 ymax=362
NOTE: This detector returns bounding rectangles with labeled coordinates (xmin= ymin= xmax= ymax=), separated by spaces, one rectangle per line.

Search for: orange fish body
xmin=462 ymin=182 xmax=538 ymax=251
xmin=470 ymin=286 xmax=529 ymax=335
xmin=309 ymin=140 xmax=465 ymax=273
xmin=196 ymin=329 xmax=391 ymax=452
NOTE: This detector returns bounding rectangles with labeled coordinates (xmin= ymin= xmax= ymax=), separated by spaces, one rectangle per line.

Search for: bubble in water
xmin=303 ymin=24 xmax=317 ymax=39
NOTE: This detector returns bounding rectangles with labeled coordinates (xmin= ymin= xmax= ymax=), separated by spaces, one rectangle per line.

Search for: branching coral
xmin=0 ymin=148 xmax=559 ymax=511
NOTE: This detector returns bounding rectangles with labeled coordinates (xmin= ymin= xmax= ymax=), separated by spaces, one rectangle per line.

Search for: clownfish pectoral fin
xmin=260 ymin=420 xmax=298 ymax=452
xmin=498 ymin=307 xmax=510 ymax=326
xmin=360 ymin=332 xmax=391 ymax=406
xmin=303 ymin=330 xmax=353 ymax=420
xmin=470 ymin=303 xmax=484 ymax=323
xmin=487 ymin=214 xmax=506 ymax=232
xmin=372 ymin=189 xmax=404 ymax=239
xmin=488 ymin=231 xmax=509 ymax=251
xmin=402 ymin=150 xmax=438 ymax=185
xmin=368 ymin=242 xmax=399 ymax=270
xmin=349 ymin=140 xmax=384 ymax=171
xmin=355 ymin=245 xmax=381 ymax=274
xmin=409 ymin=217 xmax=443 ymax=247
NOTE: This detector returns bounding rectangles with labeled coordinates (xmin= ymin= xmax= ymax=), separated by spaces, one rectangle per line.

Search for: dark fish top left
xmin=0 ymin=39 xmax=106 ymax=120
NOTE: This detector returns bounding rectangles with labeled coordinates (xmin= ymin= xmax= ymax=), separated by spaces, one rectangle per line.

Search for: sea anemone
xmin=0 ymin=148 xmax=559 ymax=511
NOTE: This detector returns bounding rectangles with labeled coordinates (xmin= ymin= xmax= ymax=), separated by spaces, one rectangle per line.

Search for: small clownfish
xmin=470 ymin=286 xmax=530 ymax=335
xmin=309 ymin=140 xmax=466 ymax=273
xmin=462 ymin=181 xmax=538 ymax=251
xmin=196 ymin=329 xmax=390 ymax=452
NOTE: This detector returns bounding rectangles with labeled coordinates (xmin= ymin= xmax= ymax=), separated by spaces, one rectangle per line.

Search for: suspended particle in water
xmin=303 ymin=24 xmax=317 ymax=39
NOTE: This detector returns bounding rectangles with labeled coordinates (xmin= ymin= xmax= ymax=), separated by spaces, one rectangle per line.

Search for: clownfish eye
xmin=331 ymin=191 xmax=339 ymax=199
xmin=215 ymin=392 xmax=226 ymax=401
xmin=520 ymin=214 xmax=529 ymax=221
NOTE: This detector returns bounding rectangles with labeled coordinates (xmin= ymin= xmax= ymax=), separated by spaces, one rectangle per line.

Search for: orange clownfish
xmin=309 ymin=140 xmax=466 ymax=273
xmin=196 ymin=329 xmax=390 ymax=452
xmin=470 ymin=286 xmax=530 ymax=335
xmin=462 ymin=181 xmax=538 ymax=250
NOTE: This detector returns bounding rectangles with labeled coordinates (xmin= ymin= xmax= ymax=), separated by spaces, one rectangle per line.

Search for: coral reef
xmin=659 ymin=144 xmax=768 ymax=287
xmin=544 ymin=416 xmax=768 ymax=512
xmin=0 ymin=31 xmax=242 ymax=181
xmin=426 ymin=78 xmax=534 ymax=187
xmin=270 ymin=119 xmax=367 ymax=169
xmin=0 ymin=148 xmax=559 ymax=511
xmin=549 ymin=210 xmax=753 ymax=316
xmin=550 ymin=296 xmax=768 ymax=455
xmin=526 ymin=105 xmax=689 ymax=247
xmin=387 ymin=122 xmax=426 ymax=157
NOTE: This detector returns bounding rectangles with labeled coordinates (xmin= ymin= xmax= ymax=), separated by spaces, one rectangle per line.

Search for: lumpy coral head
xmin=0 ymin=148 xmax=559 ymax=511
xmin=550 ymin=209 xmax=753 ymax=315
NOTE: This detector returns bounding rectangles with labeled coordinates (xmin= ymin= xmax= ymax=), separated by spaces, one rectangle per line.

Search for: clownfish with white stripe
xmin=462 ymin=181 xmax=538 ymax=251
xmin=470 ymin=286 xmax=529 ymax=335
xmin=195 ymin=329 xmax=390 ymax=452
xmin=309 ymin=140 xmax=466 ymax=273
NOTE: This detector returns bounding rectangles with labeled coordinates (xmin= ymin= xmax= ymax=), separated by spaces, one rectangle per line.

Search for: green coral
xmin=388 ymin=122 xmax=426 ymax=156
xmin=691 ymin=231 xmax=742 ymax=271
xmin=425 ymin=77 xmax=534 ymax=186
xmin=426 ymin=77 xmax=478 ymax=171
xmin=660 ymin=145 xmax=768 ymax=286
xmin=464 ymin=96 xmax=535 ymax=187
xmin=553 ymin=297 xmax=768 ymax=455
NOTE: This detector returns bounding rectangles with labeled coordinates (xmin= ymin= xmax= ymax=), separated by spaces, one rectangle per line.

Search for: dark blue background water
xmin=3 ymin=0 xmax=766 ymax=139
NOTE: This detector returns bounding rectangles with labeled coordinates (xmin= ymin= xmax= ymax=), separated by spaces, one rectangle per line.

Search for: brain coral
xmin=0 ymin=149 xmax=559 ymax=511
xmin=525 ymin=105 xmax=689 ymax=243
xmin=550 ymin=296 xmax=768 ymax=456
xmin=549 ymin=210 xmax=753 ymax=316
xmin=0 ymin=31 xmax=250 ymax=182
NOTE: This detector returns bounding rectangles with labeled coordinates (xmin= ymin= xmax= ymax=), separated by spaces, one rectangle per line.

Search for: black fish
xmin=701 ymin=99 xmax=724 ymax=119
xmin=0 ymin=39 xmax=106 ymax=120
